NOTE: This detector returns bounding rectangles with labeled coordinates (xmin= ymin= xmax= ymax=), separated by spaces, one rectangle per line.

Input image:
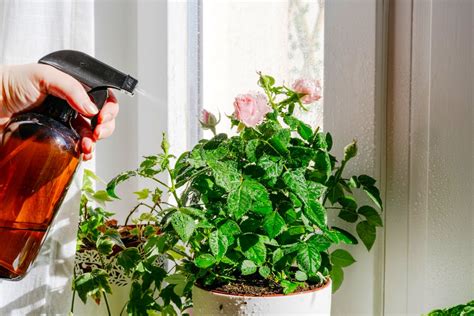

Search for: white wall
xmin=94 ymin=0 xmax=172 ymax=221
xmin=385 ymin=0 xmax=473 ymax=314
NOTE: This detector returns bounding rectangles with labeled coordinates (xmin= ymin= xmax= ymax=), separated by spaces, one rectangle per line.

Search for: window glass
xmin=202 ymin=0 xmax=324 ymax=136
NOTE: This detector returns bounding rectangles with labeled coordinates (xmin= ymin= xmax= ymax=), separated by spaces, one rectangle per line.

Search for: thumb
xmin=35 ymin=64 xmax=98 ymax=117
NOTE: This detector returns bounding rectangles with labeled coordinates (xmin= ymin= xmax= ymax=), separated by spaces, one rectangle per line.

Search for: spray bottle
xmin=0 ymin=50 xmax=138 ymax=279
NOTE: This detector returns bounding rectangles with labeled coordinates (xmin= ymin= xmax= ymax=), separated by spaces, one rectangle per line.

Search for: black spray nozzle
xmin=38 ymin=50 xmax=138 ymax=94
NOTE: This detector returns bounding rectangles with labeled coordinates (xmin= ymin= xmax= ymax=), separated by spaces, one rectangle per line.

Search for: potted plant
xmin=71 ymin=170 xmax=167 ymax=315
xmin=98 ymin=73 xmax=383 ymax=315
xmin=426 ymin=300 xmax=474 ymax=316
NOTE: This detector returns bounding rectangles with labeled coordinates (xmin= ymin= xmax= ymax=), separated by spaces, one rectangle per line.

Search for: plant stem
xmin=152 ymin=177 xmax=170 ymax=189
xmin=171 ymin=247 xmax=192 ymax=260
xmin=166 ymin=166 xmax=182 ymax=208
xmin=83 ymin=201 xmax=88 ymax=220
xmin=103 ymin=292 xmax=112 ymax=316
xmin=119 ymin=302 xmax=127 ymax=316
xmin=124 ymin=203 xmax=146 ymax=226
xmin=70 ymin=269 xmax=77 ymax=314
xmin=97 ymin=254 xmax=112 ymax=316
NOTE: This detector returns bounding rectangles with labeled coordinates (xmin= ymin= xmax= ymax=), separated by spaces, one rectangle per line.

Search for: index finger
xmin=34 ymin=64 xmax=98 ymax=117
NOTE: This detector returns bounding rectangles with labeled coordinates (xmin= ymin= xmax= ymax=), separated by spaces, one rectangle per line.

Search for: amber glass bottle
xmin=0 ymin=50 xmax=137 ymax=280
xmin=0 ymin=100 xmax=80 ymax=279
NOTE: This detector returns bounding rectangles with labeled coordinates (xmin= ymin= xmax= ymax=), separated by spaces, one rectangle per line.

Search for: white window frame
xmin=324 ymin=1 xmax=388 ymax=314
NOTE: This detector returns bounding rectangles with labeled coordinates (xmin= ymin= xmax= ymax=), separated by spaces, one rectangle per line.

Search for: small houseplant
xmin=71 ymin=170 xmax=168 ymax=315
xmin=93 ymin=73 xmax=383 ymax=315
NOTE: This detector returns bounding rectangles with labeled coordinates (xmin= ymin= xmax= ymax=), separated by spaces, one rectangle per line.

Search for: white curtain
xmin=0 ymin=1 xmax=94 ymax=315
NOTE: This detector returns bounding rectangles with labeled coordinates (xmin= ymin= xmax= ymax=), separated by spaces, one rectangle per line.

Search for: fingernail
xmin=85 ymin=102 xmax=98 ymax=115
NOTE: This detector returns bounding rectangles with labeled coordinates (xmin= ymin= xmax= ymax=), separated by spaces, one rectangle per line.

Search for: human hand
xmin=0 ymin=64 xmax=119 ymax=160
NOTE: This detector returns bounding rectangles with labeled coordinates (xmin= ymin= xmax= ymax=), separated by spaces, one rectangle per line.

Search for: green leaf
xmin=246 ymin=179 xmax=273 ymax=216
xmin=238 ymin=234 xmax=267 ymax=266
xmin=133 ymin=188 xmax=150 ymax=200
xmin=313 ymin=150 xmax=332 ymax=181
xmin=92 ymin=190 xmax=114 ymax=203
xmin=164 ymin=273 xmax=187 ymax=285
xmin=312 ymin=133 xmax=328 ymax=150
xmin=263 ymin=212 xmax=286 ymax=239
xmin=73 ymin=269 xmax=111 ymax=304
xmin=283 ymin=169 xmax=308 ymax=204
xmin=272 ymin=248 xmax=284 ymax=264
xmin=358 ymin=205 xmax=383 ymax=227
xmin=103 ymin=229 xmax=126 ymax=249
xmin=245 ymin=139 xmax=260 ymax=162
xmin=304 ymin=200 xmax=327 ymax=228
xmin=338 ymin=208 xmax=358 ymax=223
xmin=330 ymin=265 xmax=344 ymax=293
xmin=209 ymin=230 xmax=229 ymax=261
xmin=338 ymin=195 xmax=357 ymax=211
xmin=207 ymin=160 xmax=241 ymax=192
xmin=356 ymin=221 xmax=377 ymax=250
xmin=295 ymin=270 xmax=308 ymax=282
xmin=283 ymin=116 xmax=313 ymax=140
xmin=281 ymin=280 xmax=299 ymax=294
xmin=327 ymin=183 xmax=345 ymax=205
xmin=117 ymin=248 xmax=141 ymax=273
xmin=228 ymin=179 xmax=272 ymax=219
xmin=309 ymin=234 xmax=331 ymax=251
xmin=331 ymin=249 xmax=356 ymax=267
xmin=218 ymin=220 xmax=241 ymax=244
xmin=326 ymin=133 xmax=333 ymax=151
xmin=289 ymin=146 xmax=315 ymax=167
xmin=165 ymin=273 xmax=188 ymax=297
xmin=257 ymin=155 xmax=284 ymax=185
xmin=363 ymin=186 xmax=383 ymax=210
xmin=258 ymin=74 xmax=275 ymax=88
xmin=195 ymin=254 xmax=216 ymax=268
xmin=96 ymin=236 xmax=114 ymax=256
xmin=179 ymin=207 xmax=206 ymax=219
xmin=297 ymin=122 xmax=313 ymax=141
xmin=283 ymin=115 xmax=299 ymax=129
xmin=227 ymin=182 xmax=252 ymax=219
xmin=170 ymin=212 xmax=196 ymax=242
xmin=327 ymin=227 xmax=358 ymax=245
xmin=106 ymin=170 xmax=137 ymax=199
xmin=296 ymin=241 xmax=321 ymax=276
xmin=241 ymin=260 xmax=257 ymax=275
xmin=258 ymin=266 xmax=271 ymax=278
xmin=240 ymin=218 xmax=261 ymax=233
xmin=269 ymin=129 xmax=291 ymax=155
xmin=358 ymin=175 xmax=376 ymax=187
xmin=349 ymin=176 xmax=360 ymax=188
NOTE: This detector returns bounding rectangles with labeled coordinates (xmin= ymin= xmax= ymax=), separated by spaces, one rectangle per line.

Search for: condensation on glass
xmin=201 ymin=0 xmax=324 ymax=135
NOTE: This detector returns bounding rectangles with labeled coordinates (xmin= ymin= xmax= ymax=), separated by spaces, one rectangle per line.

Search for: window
xmin=201 ymin=0 xmax=325 ymax=136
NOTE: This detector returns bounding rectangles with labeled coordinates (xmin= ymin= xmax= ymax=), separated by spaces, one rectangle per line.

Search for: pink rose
xmin=233 ymin=92 xmax=272 ymax=127
xmin=199 ymin=109 xmax=220 ymax=134
xmin=292 ymin=79 xmax=322 ymax=104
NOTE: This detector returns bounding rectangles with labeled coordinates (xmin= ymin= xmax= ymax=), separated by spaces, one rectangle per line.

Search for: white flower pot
xmin=192 ymin=279 xmax=331 ymax=316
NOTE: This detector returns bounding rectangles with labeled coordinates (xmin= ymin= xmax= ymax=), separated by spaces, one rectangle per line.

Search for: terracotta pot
xmin=192 ymin=279 xmax=332 ymax=315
